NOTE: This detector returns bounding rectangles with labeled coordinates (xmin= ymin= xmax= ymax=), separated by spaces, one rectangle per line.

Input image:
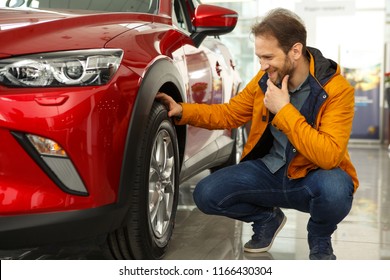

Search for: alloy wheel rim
xmin=148 ymin=127 xmax=175 ymax=238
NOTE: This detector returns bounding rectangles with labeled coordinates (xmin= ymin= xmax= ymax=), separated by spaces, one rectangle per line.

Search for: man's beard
xmin=268 ymin=56 xmax=294 ymax=87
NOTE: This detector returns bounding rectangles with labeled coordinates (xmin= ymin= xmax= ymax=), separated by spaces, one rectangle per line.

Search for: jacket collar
xmin=307 ymin=47 xmax=339 ymax=87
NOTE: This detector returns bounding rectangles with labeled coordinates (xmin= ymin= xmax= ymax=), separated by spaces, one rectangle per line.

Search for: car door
xmin=172 ymin=0 xmax=235 ymax=181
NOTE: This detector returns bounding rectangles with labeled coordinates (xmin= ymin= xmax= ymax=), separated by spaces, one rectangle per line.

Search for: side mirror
xmin=191 ymin=4 xmax=238 ymax=47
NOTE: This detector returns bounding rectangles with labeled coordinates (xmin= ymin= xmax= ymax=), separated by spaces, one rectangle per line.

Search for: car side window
xmin=173 ymin=0 xmax=188 ymax=32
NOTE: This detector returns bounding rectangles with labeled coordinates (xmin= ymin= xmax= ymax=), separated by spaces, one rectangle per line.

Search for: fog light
xmin=26 ymin=134 xmax=88 ymax=195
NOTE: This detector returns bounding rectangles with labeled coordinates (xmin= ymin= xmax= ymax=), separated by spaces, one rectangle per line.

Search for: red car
xmin=0 ymin=0 xmax=243 ymax=259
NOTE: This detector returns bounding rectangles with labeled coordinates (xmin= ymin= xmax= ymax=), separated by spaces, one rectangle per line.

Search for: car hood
xmin=0 ymin=8 xmax=151 ymax=56
xmin=0 ymin=8 xmax=71 ymax=30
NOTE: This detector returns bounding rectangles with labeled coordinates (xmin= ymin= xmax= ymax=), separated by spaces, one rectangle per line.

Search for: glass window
xmin=173 ymin=0 xmax=188 ymax=31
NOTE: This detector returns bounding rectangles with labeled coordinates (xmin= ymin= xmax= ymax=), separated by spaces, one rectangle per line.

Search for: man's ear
xmin=290 ymin=42 xmax=303 ymax=59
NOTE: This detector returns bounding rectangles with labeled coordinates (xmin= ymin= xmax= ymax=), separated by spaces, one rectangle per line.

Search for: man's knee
xmin=308 ymin=168 xmax=354 ymax=219
xmin=192 ymin=178 xmax=214 ymax=214
xmin=309 ymin=169 xmax=353 ymax=198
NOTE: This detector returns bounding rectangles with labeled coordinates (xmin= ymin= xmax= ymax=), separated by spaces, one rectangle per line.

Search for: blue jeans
xmin=193 ymin=159 xmax=354 ymax=237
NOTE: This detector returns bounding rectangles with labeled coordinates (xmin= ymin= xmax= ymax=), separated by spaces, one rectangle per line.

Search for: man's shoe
xmin=308 ymin=236 xmax=336 ymax=260
xmin=244 ymin=208 xmax=286 ymax=253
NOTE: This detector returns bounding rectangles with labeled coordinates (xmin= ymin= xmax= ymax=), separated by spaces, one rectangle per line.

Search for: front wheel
xmin=106 ymin=102 xmax=180 ymax=259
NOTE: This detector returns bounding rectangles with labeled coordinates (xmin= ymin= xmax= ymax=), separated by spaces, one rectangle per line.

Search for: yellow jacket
xmin=177 ymin=47 xmax=359 ymax=192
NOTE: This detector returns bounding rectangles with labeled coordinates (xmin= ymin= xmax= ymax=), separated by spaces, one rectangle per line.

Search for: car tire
xmin=106 ymin=101 xmax=180 ymax=259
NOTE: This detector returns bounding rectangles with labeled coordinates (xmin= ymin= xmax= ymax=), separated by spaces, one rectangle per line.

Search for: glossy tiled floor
xmin=164 ymin=143 xmax=390 ymax=260
xmin=1 ymin=144 xmax=389 ymax=260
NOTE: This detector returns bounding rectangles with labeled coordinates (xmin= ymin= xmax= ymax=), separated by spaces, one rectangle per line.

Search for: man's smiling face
xmin=255 ymin=34 xmax=295 ymax=86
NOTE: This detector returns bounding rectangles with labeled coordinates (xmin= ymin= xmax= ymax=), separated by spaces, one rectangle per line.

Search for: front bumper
xmin=0 ymin=203 xmax=127 ymax=249
xmin=0 ymin=65 xmax=137 ymax=214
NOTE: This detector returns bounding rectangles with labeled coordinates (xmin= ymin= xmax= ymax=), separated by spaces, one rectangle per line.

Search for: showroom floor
xmin=165 ymin=143 xmax=390 ymax=260
xmin=1 ymin=143 xmax=389 ymax=260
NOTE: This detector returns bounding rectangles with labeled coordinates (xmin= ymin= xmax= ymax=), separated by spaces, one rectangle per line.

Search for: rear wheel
xmin=106 ymin=102 xmax=179 ymax=259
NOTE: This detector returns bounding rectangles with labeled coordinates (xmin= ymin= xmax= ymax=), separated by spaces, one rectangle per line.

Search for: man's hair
xmin=251 ymin=8 xmax=307 ymax=54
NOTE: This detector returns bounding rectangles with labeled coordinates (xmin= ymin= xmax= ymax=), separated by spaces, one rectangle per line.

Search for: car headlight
xmin=0 ymin=49 xmax=123 ymax=87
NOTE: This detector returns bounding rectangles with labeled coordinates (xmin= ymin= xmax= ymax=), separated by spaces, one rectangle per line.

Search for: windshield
xmin=0 ymin=0 xmax=159 ymax=14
